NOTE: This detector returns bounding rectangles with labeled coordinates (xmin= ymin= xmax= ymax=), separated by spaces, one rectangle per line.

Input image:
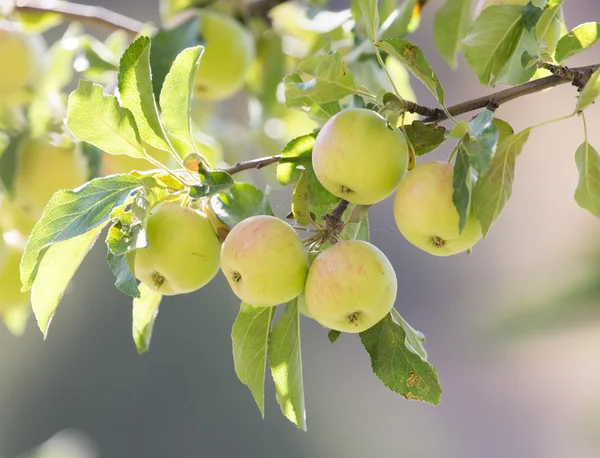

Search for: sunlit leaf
xmin=555 ymin=22 xmax=600 ymax=63
xmin=452 ymin=146 xmax=472 ymax=234
xmin=434 ymin=0 xmax=473 ymax=69
xmin=577 ymin=67 xmax=600 ymax=111
xmin=132 ymin=282 xmax=163 ymax=354
xmin=210 ymin=183 xmax=273 ymax=230
xmin=574 ymin=141 xmax=600 ymax=218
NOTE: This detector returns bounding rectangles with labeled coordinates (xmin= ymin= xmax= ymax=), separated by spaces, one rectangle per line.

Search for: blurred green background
xmin=2 ymin=1 xmax=600 ymax=457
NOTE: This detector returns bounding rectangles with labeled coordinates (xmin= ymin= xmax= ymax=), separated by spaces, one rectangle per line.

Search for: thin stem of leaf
xmin=143 ymin=154 xmax=195 ymax=187
xmin=375 ymin=46 xmax=404 ymax=102
xmin=528 ymin=111 xmax=576 ymax=132
xmin=581 ymin=111 xmax=588 ymax=144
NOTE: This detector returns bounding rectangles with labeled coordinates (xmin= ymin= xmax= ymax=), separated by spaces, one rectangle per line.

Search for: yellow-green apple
xmin=11 ymin=137 xmax=87 ymax=230
xmin=220 ymin=215 xmax=308 ymax=306
xmin=193 ymin=10 xmax=256 ymax=101
xmin=394 ymin=161 xmax=482 ymax=256
xmin=312 ymin=108 xmax=409 ymax=205
xmin=135 ymin=202 xmax=221 ymax=295
xmin=305 ymin=240 xmax=396 ymax=333
xmin=0 ymin=237 xmax=30 ymax=315
xmin=0 ymin=25 xmax=44 ymax=97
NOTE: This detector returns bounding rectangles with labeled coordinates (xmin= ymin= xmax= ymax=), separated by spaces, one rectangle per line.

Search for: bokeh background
xmin=2 ymin=0 xmax=600 ymax=457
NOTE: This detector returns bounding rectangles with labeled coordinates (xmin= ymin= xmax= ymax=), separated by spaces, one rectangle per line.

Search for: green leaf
xmin=328 ymin=329 xmax=341 ymax=343
xmin=358 ymin=0 xmax=379 ymax=41
xmin=391 ymin=309 xmax=427 ymax=360
xmin=376 ymin=39 xmax=445 ymax=104
xmin=535 ymin=0 xmax=565 ymax=52
xmin=232 ymin=303 xmax=275 ymax=418
xmin=522 ymin=2 xmax=543 ymax=32
xmin=276 ymin=134 xmax=339 ymax=218
xmin=452 ymin=147 xmax=472 ymax=234
xmin=462 ymin=109 xmax=499 ymax=175
xmin=268 ymin=298 xmax=306 ymax=430
xmin=434 ymin=0 xmax=473 ymax=69
xmin=132 ymin=282 xmax=163 ymax=354
xmin=472 ymin=129 xmax=531 ymax=237
xmin=66 ymin=81 xmax=145 ymax=159
xmin=448 ymin=121 xmax=469 ymax=139
xmin=118 ymin=36 xmax=172 ymax=153
xmin=31 ymin=226 xmax=104 ymax=336
xmin=107 ymin=251 xmax=140 ymax=298
xmin=150 ymin=16 xmax=201 ymax=102
xmin=494 ymin=118 xmax=515 ymax=143
xmin=21 ymin=175 xmax=142 ymax=290
xmin=210 ymin=183 xmax=273 ymax=229
xmin=189 ymin=164 xmax=234 ymax=199
xmin=360 ymin=313 xmax=441 ymax=405
xmin=291 ymin=171 xmax=312 ymax=226
xmin=463 ymin=5 xmax=525 ymax=85
xmin=404 ymin=121 xmax=446 ymax=156
xmin=379 ymin=0 xmax=420 ymax=40
xmin=577 ymin=68 xmax=600 ymax=111
xmin=492 ymin=29 xmax=537 ymax=85
xmin=341 ymin=205 xmax=370 ymax=241
xmin=555 ymin=22 xmax=600 ymax=63
xmin=159 ymin=46 xmax=203 ymax=152
xmin=284 ymin=52 xmax=374 ymax=107
xmin=574 ymin=141 xmax=600 ymax=218
xmin=40 ymin=23 xmax=82 ymax=92
xmin=0 ymin=133 xmax=26 ymax=196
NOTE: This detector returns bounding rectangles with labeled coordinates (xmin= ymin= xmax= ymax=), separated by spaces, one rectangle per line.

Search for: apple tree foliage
xmin=1 ymin=0 xmax=600 ymax=430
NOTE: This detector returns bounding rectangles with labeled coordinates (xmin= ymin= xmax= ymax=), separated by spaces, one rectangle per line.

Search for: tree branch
xmin=13 ymin=0 xmax=151 ymax=37
xmin=221 ymin=155 xmax=281 ymax=175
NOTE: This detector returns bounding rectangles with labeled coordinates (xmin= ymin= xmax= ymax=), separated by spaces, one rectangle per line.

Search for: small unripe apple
xmin=12 ymin=137 xmax=87 ymax=225
xmin=394 ymin=161 xmax=482 ymax=256
xmin=305 ymin=240 xmax=397 ymax=333
xmin=220 ymin=215 xmax=308 ymax=307
xmin=193 ymin=10 xmax=256 ymax=101
xmin=0 ymin=238 xmax=30 ymax=315
xmin=312 ymin=108 xmax=409 ymax=205
xmin=135 ymin=202 xmax=221 ymax=295
xmin=0 ymin=25 xmax=44 ymax=96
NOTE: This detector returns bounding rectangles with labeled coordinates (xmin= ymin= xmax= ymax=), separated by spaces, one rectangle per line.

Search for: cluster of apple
xmin=134 ymin=106 xmax=483 ymax=334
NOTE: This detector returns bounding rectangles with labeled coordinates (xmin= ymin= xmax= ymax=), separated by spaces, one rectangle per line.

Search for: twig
xmin=422 ymin=63 xmax=600 ymax=122
xmin=13 ymin=0 xmax=151 ymax=37
xmin=330 ymin=199 xmax=350 ymax=221
xmin=221 ymin=155 xmax=281 ymax=175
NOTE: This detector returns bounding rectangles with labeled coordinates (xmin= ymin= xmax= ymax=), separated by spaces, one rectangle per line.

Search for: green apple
xmin=305 ymin=240 xmax=396 ymax=333
xmin=193 ymin=10 xmax=256 ymax=101
xmin=0 ymin=25 xmax=44 ymax=96
xmin=0 ymin=238 xmax=30 ymax=315
xmin=135 ymin=202 xmax=221 ymax=295
xmin=394 ymin=161 xmax=482 ymax=256
xmin=312 ymin=108 xmax=409 ymax=205
xmin=220 ymin=215 xmax=308 ymax=307
xmin=11 ymin=137 xmax=87 ymax=228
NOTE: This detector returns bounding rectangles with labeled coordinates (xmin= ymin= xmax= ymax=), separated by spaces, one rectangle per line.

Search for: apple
xmin=312 ymin=108 xmax=409 ymax=205
xmin=0 ymin=25 xmax=44 ymax=97
xmin=0 ymin=237 xmax=30 ymax=315
xmin=305 ymin=240 xmax=396 ymax=333
xmin=135 ymin=202 xmax=221 ymax=295
xmin=220 ymin=215 xmax=308 ymax=307
xmin=10 ymin=137 xmax=87 ymax=230
xmin=393 ymin=161 xmax=482 ymax=256
xmin=193 ymin=10 xmax=256 ymax=101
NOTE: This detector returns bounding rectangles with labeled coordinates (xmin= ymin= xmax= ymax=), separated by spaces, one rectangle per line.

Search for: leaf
xmin=159 ymin=46 xmax=204 ymax=152
xmin=535 ymin=0 xmax=565 ymax=51
xmin=328 ymin=329 xmax=341 ymax=343
xmin=404 ymin=121 xmax=446 ymax=156
xmin=292 ymin=171 xmax=312 ymax=226
xmin=555 ymin=22 xmax=600 ymax=63
xmin=448 ymin=121 xmax=469 ymax=139
xmin=492 ymin=29 xmax=537 ymax=86
xmin=117 ymin=36 xmax=172 ymax=153
xmin=359 ymin=313 xmax=441 ymax=405
xmin=379 ymin=0 xmax=420 ymax=40
xmin=434 ymin=0 xmax=473 ymax=69
xmin=0 ymin=133 xmax=26 ymax=196
xmin=521 ymin=2 xmax=543 ymax=32
xmin=232 ymin=303 xmax=275 ymax=418
xmin=132 ymin=282 xmax=163 ymax=354
xmin=376 ymin=39 xmax=445 ymax=104
xmin=391 ymin=309 xmax=427 ymax=361
xmin=210 ymin=183 xmax=273 ymax=230
xmin=574 ymin=141 xmax=600 ymax=218
xmin=66 ymin=81 xmax=145 ymax=158
xmin=107 ymin=251 xmax=140 ymax=298
xmin=577 ymin=67 xmax=600 ymax=111
xmin=189 ymin=164 xmax=234 ymax=199
xmin=452 ymin=147 xmax=472 ymax=234
xmin=268 ymin=298 xmax=306 ymax=430
xmin=358 ymin=0 xmax=379 ymax=41
xmin=463 ymin=5 xmax=525 ymax=85
xmin=31 ymin=226 xmax=104 ymax=336
xmin=472 ymin=129 xmax=531 ymax=237
xmin=20 ymin=175 xmax=142 ymax=290
xmin=341 ymin=209 xmax=370 ymax=241
xmin=284 ymin=52 xmax=373 ymax=107
xmin=462 ymin=109 xmax=499 ymax=175
xmin=150 ymin=15 xmax=201 ymax=102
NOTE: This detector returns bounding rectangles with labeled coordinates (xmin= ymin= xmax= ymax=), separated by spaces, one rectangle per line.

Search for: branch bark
xmin=221 ymin=155 xmax=281 ymax=175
